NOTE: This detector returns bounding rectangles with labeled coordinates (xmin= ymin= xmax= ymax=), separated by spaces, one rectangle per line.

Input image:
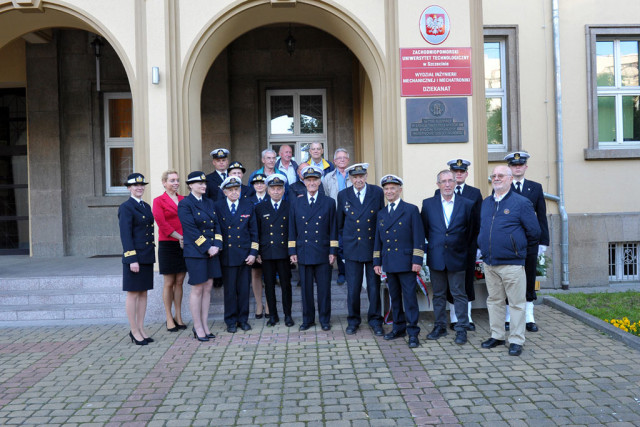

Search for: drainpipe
xmin=551 ymin=0 xmax=570 ymax=289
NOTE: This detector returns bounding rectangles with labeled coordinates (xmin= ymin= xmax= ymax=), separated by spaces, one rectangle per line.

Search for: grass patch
xmin=550 ymin=290 xmax=640 ymax=336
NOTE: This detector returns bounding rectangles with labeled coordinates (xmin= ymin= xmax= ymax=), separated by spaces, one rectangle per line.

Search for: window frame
xmin=103 ymin=92 xmax=134 ymax=194
xmin=608 ymin=242 xmax=639 ymax=282
xmin=266 ymin=89 xmax=327 ymax=164
xmin=586 ymin=25 xmax=640 ymax=159
xmin=484 ymin=26 xmax=521 ymax=161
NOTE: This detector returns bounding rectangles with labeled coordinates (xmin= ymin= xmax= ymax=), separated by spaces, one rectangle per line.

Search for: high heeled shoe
xmin=174 ymin=318 xmax=187 ymax=330
xmin=129 ymin=331 xmax=148 ymax=346
xmin=192 ymin=327 xmax=209 ymax=342
xmin=167 ymin=321 xmax=179 ymax=332
xmin=206 ymin=332 xmax=216 ymax=339
xmin=143 ymin=336 xmax=154 ymax=343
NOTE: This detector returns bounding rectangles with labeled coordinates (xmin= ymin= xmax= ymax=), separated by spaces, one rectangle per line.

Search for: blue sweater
xmin=477 ymin=191 xmax=541 ymax=266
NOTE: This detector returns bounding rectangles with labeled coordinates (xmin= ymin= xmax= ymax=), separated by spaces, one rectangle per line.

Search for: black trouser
xmin=222 ymin=264 xmax=250 ymax=327
xmin=262 ymin=258 xmax=292 ymax=319
xmin=431 ymin=269 xmax=468 ymax=331
xmin=345 ymin=260 xmax=382 ymax=328
xmin=524 ymin=246 xmax=538 ymax=302
xmin=299 ymin=263 xmax=331 ymax=326
xmin=447 ymin=244 xmax=477 ymax=304
xmin=386 ymin=271 xmax=420 ymax=337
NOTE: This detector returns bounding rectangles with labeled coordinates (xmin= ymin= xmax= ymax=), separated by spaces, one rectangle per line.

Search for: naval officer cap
xmin=380 ymin=174 xmax=404 ymax=187
xmin=221 ymin=176 xmax=242 ymax=189
xmin=266 ymin=174 xmax=287 ymax=187
xmin=345 ymin=163 xmax=370 ymax=176
xmin=301 ymin=165 xmax=323 ymax=179
xmin=447 ymin=158 xmax=471 ymax=171
xmin=186 ymin=171 xmax=207 ymax=184
xmin=210 ymin=148 xmax=230 ymax=159
xmin=250 ymin=173 xmax=267 ymax=185
xmin=227 ymin=161 xmax=246 ymax=174
xmin=124 ymin=172 xmax=149 ymax=186
xmin=504 ymin=151 xmax=530 ymax=165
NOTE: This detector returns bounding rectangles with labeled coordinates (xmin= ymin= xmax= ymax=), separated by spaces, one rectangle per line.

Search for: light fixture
xmin=285 ymin=24 xmax=296 ymax=56
xmin=91 ymin=35 xmax=104 ymax=92
xmin=151 ymin=67 xmax=160 ymax=85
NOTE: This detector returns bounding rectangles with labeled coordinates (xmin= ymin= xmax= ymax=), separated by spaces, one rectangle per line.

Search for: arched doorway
xmin=181 ymin=1 xmax=390 ymax=183
xmin=0 ymin=5 xmax=138 ymax=257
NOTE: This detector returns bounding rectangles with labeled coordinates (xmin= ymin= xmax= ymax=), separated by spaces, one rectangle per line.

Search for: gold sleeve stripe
xmin=195 ymin=236 xmax=206 ymax=246
xmin=330 ymin=240 xmax=339 ymax=248
xmin=251 ymin=242 xmax=259 ymax=250
xmin=413 ymin=249 xmax=425 ymax=257
xmin=373 ymin=251 xmax=380 ymax=258
xmin=288 ymin=241 xmax=296 ymax=248
xmin=215 ymin=234 xmax=223 ymax=241
xmin=124 ymin=250 xmax=137 ymax=257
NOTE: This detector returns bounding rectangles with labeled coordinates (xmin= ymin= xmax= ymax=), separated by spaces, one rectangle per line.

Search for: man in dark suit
xmin=215 ymin=176 xmax=259 ymax=333
xmin=288 ymin=165 xmax=338 ymax=331
xmin=255 ymin=175 xmax=294 ymax=327
xmin=336 ymin=163 xmax=385 ymax=336
xmin=205 ymin=148 xmax=229 ymax=201
xmin=373 ymin=174 xmax=424 ymax=349
xmin=289 ymin=162 xmax=325 ymax=200
xmin=435 ymin=158 xmax=483 ymax=331
xmin=506 ymin=151 xmax=549 ymax=332
xmin=422 ymin=170 xmax=475 ymax=345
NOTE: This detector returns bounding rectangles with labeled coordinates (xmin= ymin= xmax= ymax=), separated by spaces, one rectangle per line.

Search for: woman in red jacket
xmin=153 ymin=170 xmax=188 ymax=331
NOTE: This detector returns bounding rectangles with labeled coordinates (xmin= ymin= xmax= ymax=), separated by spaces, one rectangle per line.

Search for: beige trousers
xmin=484 ymin=264 xmax=526 ymax=346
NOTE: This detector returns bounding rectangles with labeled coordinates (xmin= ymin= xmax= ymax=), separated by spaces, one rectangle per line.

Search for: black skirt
xmin=185 ymin=256 xmax=222 ymax=285
xmin=158 ymin=240 xmax=187 ymax=275
xmin=123 ymin=263 xmax=154 ymax=292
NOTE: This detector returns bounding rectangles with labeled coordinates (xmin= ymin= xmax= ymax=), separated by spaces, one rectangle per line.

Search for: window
xmin=586 ymin=26 xmax=640 ymax=159
xmin=267 ymin=89 xmax=327 ymax=164
xmin=104 ymin=93 xmax=133 ymax=193
xmin=484 ymin=27 xmax=520 ymax=161
xmin=609 ymin=242 xmax=639 ymax=282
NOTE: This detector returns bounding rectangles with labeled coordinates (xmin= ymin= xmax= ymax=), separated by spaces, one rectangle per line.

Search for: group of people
xmin=118 ymin=143 xmax=549 ymax=357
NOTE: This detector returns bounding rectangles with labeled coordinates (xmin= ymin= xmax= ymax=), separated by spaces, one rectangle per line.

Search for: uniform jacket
xmin=152 ymin=192 xmax=184 ymax=241
xmin=323 ymin=169 xmax=352 ymax=202
xmin=178 ymin=193 xmax=223 ymax=258
xmin=288 ymin=192 xmax=338 ymax=264
xmin=118 ymin=197 xmax=156 ymax=265
xmin=373 ymin=200 xmax=425 ymax=273
xmin=421 ymin=195 xmax=474 ymax=272
xmin=477 ymin=191 xmax=541 ymax=266
xmin=205 ymin=170 xmax=225 ymax=200
xmin=248 ymin=193 xmax=270 ymax=205
xmin=215 ymin=198 xmax=259 ymax=267
xmin=336 ymin=184 xmax=384 ymax=262
xmin=511 ymin=179 xmax=549 ymax=247
xmin=255 ymin=199 xmax=290 ymax=260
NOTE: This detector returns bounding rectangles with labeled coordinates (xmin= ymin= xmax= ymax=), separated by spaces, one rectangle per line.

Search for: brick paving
xmin=1 ymin=304 xmax=640 ymax=426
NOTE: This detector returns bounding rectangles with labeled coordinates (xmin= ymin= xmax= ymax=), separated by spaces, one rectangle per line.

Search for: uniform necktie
xmin=356 ymin=191 xmax=362 ymax=203
xmin=221 ymin=172 xmax=227 ymax=180
xmin=231 ymin=203 xmax=236 ymax=215
xmin=274 ymin=203 xmax=278 ymax=211
xmin=516 ymin=182 xmax=521 ymax=193
xmin=310 ymin=196 xmax=315 ymax=207
xmin=389 ymin=202 xmax=395 ymax=215
xmin=139 ymin=201 xmax=144 ymax=207
xmin=456 ymin=185 xmax=462 ymax=196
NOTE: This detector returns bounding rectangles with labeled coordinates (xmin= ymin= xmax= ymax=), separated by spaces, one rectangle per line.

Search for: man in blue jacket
xmin=478 ymin=165 xmax=540 ymax=356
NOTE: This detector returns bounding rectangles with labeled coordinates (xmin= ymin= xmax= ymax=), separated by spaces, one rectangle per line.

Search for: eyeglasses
xmin=490 ymin=174 xmax=512 ymax=180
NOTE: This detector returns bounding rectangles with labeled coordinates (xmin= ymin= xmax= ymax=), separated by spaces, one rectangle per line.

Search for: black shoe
xmin=408 ymin=336 xmax=420 ymax=348
xmin=505 ymin=322 xmax=510 ymax=331
xmin=142 ymin=336 xmax=154 ymax=343
xmin=467 ymin=322 xmax=476 ymax=331
xmin=129 ymin=331 xmax=148 ymax=346
xmin=255 ymin=312 xmax=263 ymax=319
xmin=321 ymin=324 xmax=331 ymax=331
xmin=239 ymin=322 xmax=252 ymax=331
xmin=206 ymin=332 xmax=216 ymax=339
xmin=345 ymin=325 xmax=358 ymax=335
xmin=509 ymin=343 xmax=523 ymax=356
xmin=372 ymin=325 xmax=384 ymax=336
xmin=481 ymin=338 xmax=506 ymax=349
xmin=192 ymin=328 xmax=209 ymax=342
xmin=299 ymin=322 xmax=315 ymax=331
xmin=167 ymin=321 xmax=179 ymax=332
xmin=174 ymin=318 xmax=187 ymax=330
xmin=426 ymin=326 xmax=448 ymax=340
xmin=384 ymin=330 xmax=406 ymax=340
xmin=227 ymin=325 xmax=237 ymax=333
xmin=455 ymin=330 xmax=467 ymax=345
xmin=285 ymin=316 xmax=295 ymax=327
xmin=526 ymin=322 xmax=539 ymax=332
xmin=267 ymin=317 xmax=277 ymax=327
xmin=449 ymin=322 xmax=457 ymax=331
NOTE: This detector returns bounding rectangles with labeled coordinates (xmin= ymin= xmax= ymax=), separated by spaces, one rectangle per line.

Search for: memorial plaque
xmin=406 ymin=98 xmax=468 ymax=144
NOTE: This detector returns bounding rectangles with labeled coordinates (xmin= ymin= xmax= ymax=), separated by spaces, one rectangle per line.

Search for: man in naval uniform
xmin=206 ymin=148 xmax=230 ymax=201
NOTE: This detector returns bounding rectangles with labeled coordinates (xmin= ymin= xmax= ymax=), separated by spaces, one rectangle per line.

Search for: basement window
xmin=609 ymin=242 xmax=639 ymax=282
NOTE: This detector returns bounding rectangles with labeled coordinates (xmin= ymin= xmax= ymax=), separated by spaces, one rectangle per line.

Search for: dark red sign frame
xmin=400 ymin=47 xmax=472 ymax=97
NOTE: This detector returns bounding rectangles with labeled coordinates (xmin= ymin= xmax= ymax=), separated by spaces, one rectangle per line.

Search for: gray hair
xmin=261 ymin=148 xmax=276 ymax=159
xmin=333 ymin=148 xmax=349 ymax=160
xmin=436 ymin=169 xmax=453 ymax=183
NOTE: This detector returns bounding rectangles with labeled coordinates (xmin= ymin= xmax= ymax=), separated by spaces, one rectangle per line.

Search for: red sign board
xmin=400 ymin=47 xmax=472 ymax=97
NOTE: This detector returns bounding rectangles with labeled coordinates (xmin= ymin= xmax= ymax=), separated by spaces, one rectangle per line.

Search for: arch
xmin=180 ymin=0 xmax=390 ymax=181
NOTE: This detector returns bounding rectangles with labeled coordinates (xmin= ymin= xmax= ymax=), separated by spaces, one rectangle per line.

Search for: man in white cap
xmin=373 ymin=174 xmax=424 ymax=348
xmin=505 ymin=151 xmax=549 ymax=333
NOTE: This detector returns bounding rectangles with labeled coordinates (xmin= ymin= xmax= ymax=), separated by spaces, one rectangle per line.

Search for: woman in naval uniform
xmin=118 ymin=173 xmax=156 ymax=346
xmin=178 ymin=171 xmax=223 ymax=342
